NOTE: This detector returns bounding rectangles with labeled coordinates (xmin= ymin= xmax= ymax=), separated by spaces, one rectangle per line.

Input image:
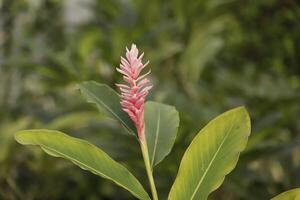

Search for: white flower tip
xmin=131 ymin=43 xmax=136 ymax=49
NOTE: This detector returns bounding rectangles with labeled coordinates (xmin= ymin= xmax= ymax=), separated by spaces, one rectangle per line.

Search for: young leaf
xmin=271 ymin=188 xmax=300 ymax=200
xmin=77 ymin=81 xmax=136 ymax=136
xmin=168 ymin=107 xmax=251 ymax=200
xmin=15 ymin=130 xmax=150 ymax=200
xmin=144 ymin=101 xmax=179 ymax=168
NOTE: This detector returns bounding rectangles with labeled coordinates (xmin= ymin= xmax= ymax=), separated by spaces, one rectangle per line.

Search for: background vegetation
xmin=1 ymin=0 xmax=300 ymax=199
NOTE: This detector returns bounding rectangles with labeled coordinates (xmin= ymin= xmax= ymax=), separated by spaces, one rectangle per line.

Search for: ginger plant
xmin=15 ymin=44 xmax=298 ymax=199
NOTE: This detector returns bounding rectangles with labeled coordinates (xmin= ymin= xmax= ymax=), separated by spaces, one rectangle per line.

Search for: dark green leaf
xmin=77 ymin=81 xmax=136 ymax=136
xmin=144 ymin=101 xmax=179 ymax=168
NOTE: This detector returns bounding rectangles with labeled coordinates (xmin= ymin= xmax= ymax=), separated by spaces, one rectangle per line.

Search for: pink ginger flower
xmin=116 ymin=44 xmax=152 ymax=141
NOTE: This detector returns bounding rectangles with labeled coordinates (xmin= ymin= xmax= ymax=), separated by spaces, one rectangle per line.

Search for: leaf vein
xmin=81 ymin=86 xmax=133 ymax=134
xmin=190 ymin=124 xmax=234 ymax=200
xmin=39 ymin=144 xmax=143 ymax=199
xmin=150 ymin=108 xmax=161 ymax=167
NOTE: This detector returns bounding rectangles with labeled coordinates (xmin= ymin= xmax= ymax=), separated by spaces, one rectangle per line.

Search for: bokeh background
xmin=1 ymin=0 xmax=300 ymax=199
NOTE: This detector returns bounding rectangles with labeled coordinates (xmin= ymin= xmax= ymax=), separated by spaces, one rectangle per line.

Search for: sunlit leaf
xmin=168 ymin=107 xmax=251 ymax=200
xmin=271 ymin=188 xmax=300 ymax=200
xmin=15 ymin=130 xmax=150 ymax=200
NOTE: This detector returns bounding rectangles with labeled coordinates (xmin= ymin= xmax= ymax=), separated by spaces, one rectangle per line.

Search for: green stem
xmin=140 ymin=139 xmax=159 ymax=200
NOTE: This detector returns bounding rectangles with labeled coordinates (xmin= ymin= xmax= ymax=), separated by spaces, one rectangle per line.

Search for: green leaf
xmin=77 ymin=81 xmax=136 ymax=136
xmin=168 ymin=107 xmax=251 ymax=200
xmin=271 ymin=188 xmax=300 ymax=200
xmin=144 ymin=101 xmax=179 ymax=168
xmin=15 ymin=130 xmax=150 ymax=200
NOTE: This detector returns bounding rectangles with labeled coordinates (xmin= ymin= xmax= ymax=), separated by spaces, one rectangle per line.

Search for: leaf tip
xmin=232 ymin=105 xmax=248 ymax=113
xmin=75 ymin=81 xmax=91 ymax=90
xmin=75 ymin=83 xmax=82 ymax=90
xmin=238 ymin=106 xmax=251 ymax=135
xmin=14 ymin=130 xmax=28 ymax=144
xmin=230 ymin=106 xmax=251 ymax=135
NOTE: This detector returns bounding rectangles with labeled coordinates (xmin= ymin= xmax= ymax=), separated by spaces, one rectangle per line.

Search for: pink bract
xmin=116 ymin=44 xmax=152 ymax=141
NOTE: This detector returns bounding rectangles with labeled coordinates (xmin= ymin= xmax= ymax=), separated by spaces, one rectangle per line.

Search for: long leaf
xmin=271 ymin=188 xmax=300 ymax=200
xmin=77 ymin=81 xmax=136 ymax=135
xmin=144 ymin=101 xmax=179 ymax=168
xmin=168 ymin=107 xmax=251 ymax=200
xmin=15 ymin=130 xmax=150 ymax=200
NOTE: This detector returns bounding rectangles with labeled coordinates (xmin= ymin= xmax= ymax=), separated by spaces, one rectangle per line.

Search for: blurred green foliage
xmin=1 ymin=0 xmax=300 ymax=199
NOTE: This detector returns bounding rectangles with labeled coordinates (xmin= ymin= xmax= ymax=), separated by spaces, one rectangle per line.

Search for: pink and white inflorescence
xmin=116 ymin=44 xmax=152 ymax=140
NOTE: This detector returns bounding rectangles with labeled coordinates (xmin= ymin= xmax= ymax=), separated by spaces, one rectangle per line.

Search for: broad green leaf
xmin=15 ymin=130 xmax=150 ymax=200
xmin=77 ymin=81 xmax=136 ymax=135
xmin=271 ymin=188 xmax=300 ymax=200
xmin=168 ymin=107 xmax=251 ymax=200
xmin=144 ymin=101 xmax=179 ymax=168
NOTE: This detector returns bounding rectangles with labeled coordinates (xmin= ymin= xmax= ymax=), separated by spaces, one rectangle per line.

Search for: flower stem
xmin=140 ymin=139 xmax=158 ymax=200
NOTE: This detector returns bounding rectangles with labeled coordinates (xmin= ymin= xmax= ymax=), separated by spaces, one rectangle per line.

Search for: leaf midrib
xmin=190 ymin=124 xmax=234 ymax=200
xmin=150 ymin=108 xmax=161 ymax=167
xmin=81 ymin=85 xmax=133 ymax=133
xmin=38 ymin=143 xmax=146 ymax=200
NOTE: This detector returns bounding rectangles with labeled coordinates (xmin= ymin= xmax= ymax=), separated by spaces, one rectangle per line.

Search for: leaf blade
xmin=144 ymin=101 xmax=180 ymax=168
xmin=77 ymin=81 xmax=136 ymax=135
xmin=168 ymin=107 xmax=251 ymax=200
xmin=15 ymin=129 xmax=150 ymax=200
xmin=271 ymin=188 xmax=300 ymax=200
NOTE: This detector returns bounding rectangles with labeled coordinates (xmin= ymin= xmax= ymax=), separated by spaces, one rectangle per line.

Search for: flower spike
xmin=116 ymin=44 xmax=152 ymax=141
